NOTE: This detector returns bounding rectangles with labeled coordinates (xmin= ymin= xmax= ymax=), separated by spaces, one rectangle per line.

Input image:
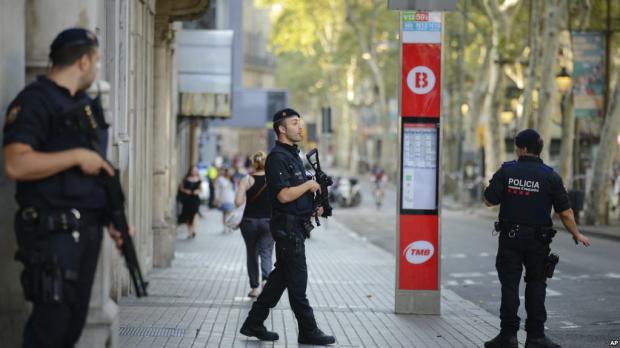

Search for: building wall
xmin=0 ymin=0 xmax=207 ymax=345
xmin=100 ymin=0 xmax=156 ymax=300
xmin=242 ymin=0 xmax=275 ymax=89
xmin=0 ymin=2 xmax=30 ymax=346
xmin=212 ymin=127 xmax=268 ymax=159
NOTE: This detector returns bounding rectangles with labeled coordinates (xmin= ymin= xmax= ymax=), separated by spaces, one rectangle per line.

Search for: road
xmin=331 ymin=177 xmax=620 ymax=348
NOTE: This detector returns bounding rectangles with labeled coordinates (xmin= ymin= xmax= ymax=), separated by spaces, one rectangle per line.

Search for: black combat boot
xmin=298 ymin=328 xmax=335 ymax=345
xmin=525 ymin=335 xmax=561 ymax=348
xmin=239 ymin=322 xmax=279 ymax=341
xmin=484 ymin=333 xmax=518 ymax=348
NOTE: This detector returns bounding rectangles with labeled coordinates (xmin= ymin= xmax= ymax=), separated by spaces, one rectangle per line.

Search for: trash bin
xmin=568 ymin=190 xmax=584 ymax=225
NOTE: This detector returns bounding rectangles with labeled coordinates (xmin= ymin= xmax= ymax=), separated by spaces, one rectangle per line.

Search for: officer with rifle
xmin=3 ymin=28 xmax=146 ymax=347
xmin=239 ymin=108 xmax=336 ymax=345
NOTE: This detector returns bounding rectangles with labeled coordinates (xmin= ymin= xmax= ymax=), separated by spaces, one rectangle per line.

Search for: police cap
xmin=273 ymin=108 xmax=301 ymax=124
xmin=515 ymin=128 xmax=543 ymax=154
xmin=50 ymin=28 xmax=99 ymax=58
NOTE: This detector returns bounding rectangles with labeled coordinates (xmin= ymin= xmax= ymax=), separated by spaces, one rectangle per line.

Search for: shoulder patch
xmin=5 ymin=105 xmax=21 ymax=125
xmin=501 ymin=160 xmax=517 ymax=168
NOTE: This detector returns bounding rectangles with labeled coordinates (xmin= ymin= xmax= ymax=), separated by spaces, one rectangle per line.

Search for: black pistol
xmin=306 ymin=148 xmax=333 ymax=226
xmin=102 ymin=170 xmax=149 ymax=297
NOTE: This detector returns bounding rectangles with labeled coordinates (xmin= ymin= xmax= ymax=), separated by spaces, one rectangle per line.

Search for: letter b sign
xmin=407 ymin=66 xmax=435 ymax=95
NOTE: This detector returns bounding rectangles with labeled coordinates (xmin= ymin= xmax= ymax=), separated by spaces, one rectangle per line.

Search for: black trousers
xmin=18 ymin=222 xmax=103 ymax=348
xmin=244 ymin=227 xmax=317 ymax=334
xmin=240 ymin=218 xmax=274 ymax=288
xmin=495 ymin=229 xmax=550 ymax=338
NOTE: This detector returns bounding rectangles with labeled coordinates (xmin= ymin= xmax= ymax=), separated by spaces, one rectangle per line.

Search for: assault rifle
xmin=306 ymin=148 xmax=333 ymax=226
xmin=63 ymin=96 xmax=148 ymax=297
xmin=101 ymin=171 xmax=149 ymax=297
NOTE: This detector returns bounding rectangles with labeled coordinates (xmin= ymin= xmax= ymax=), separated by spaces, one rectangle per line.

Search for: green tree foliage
xmin=258 ymin=0 xmax=399 ymax=119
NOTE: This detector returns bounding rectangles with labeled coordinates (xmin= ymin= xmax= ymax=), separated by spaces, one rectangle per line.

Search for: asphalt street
xmin=330 ymin=177 xmax=620 ymax=348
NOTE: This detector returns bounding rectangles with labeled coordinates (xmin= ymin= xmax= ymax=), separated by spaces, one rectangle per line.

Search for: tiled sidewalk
xmin=119 ymin=210 xmax=511 ymax=347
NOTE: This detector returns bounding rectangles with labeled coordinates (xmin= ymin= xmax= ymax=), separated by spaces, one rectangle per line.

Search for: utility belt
xmin=14 ymin=206 xmax=104 ymax=304
xmin=271 ymin=210 xmax=314 ymax=239
xmin=494 ymin=221 xmax=560 ymax=279
xmin=494 ymin=221 xmax=557 ymax=244
xmin=19 ymin=206 xmax=105 ymax=228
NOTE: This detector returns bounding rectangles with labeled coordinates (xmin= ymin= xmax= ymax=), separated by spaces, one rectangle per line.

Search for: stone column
xmin=0 ymin=1 xmax=29 ymax=346
xmin=77 ymin=81 xmax=119 ymax=348
xmin=152 ymin=15 xmax=176 ymax=267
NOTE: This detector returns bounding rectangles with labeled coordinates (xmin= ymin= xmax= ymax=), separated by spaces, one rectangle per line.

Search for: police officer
xmin=483 ymin=129 xmax=591 ymax=348
xmin=239 ymin=108 xmax=336 ymax=345
xmin=3 ymin=28 xmax=124 ymax=347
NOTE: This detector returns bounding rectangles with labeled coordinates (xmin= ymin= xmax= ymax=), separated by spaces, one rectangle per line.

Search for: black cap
xmin=272 ymin=108 xmax=301 ymax=123
xmin=50 ymin=28 xmax=99 ymax=58
xmin=515 ymin=129 xmax=541 ymax=148
xmin=515 ymin=128 xmax=543 ymax=155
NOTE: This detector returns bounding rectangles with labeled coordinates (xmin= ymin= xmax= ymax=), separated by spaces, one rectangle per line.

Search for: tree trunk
xmin=559 ymin=89 xmax=575 ymax=185
xmin=444 ymin=85 xmax=459 ymax=195
xmin=369 ymin=59 xmax=392 ymax=174
xmin=585 ymin=69 xmax=620 ymax=225
xmin=345 ymin=0 xmax=392 ymax=174
xmin=454 ymin=0 xmax=469 ymax=201
xmin=535 ymin=0 xmax=566 ymax=161
xmin=489 ymin=67 xmax=507 ymax=172
xmin=464 ymin=44 xmax=492 ymax=152
xmin=482 ymin=44 xmax=506 ymax=178
xmin=520 ymin=0 xmax=543 ymax=129
xmin=479 ymin=0 xmax=523 ymax=177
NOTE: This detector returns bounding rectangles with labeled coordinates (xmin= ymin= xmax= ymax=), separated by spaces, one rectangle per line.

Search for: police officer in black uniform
xmin=239 ymin=108 xmax=336 ymax=345
xmin=3 ymin=28 xmax=124 ymax=347
xmin=483 ymin=129 xmax=591 ymax=348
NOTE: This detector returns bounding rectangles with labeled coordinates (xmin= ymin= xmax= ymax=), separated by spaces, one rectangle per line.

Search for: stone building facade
xmin=0 ymin=0 xmax=210 ymax=346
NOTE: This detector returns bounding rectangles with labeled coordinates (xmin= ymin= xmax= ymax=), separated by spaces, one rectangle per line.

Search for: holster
xmin=536 ymin=228 xmax=557 ymax=244
xmin=14 ymin=207 xmax=82 ymax=304
xmin=16 ymin=251 xmax=64 ymax=303
xmin=544 ymin=253 xmax=559 ymax=278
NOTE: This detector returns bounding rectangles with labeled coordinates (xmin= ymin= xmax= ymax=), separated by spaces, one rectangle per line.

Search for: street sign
xmin=402 ymin=44 xmax=441 ymax=117
xmin=399 ymin=215 xmax=438 ymax=290
xmin=395 ymin=10 xmax=443 ymax=315
xmin=572 ymin=32 xmax=606 ymax=118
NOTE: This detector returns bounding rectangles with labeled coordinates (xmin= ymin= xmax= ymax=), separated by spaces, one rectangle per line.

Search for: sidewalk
xmin=119 ymin=209 xmax=509 ymax=348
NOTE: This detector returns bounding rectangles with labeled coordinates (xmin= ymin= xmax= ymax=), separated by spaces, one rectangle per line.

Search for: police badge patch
xmin=5 ymin=105 xmax=20 ymax=125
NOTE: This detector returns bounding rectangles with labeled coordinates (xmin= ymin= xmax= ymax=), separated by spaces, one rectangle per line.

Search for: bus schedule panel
xmin=400 ymin=120 xmax=439 ymax=215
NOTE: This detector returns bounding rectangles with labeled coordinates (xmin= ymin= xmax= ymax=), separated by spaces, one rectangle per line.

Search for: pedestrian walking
xmin=215 ymin=167 xmax=236 ymax=233
xmin=207 ymin=162 xmax=218 ymax=209
xmin=177 ymin=165 xmax=202 ymax=239
xmin=239 ymin=108 xmax=335 ymax=345
xmin=234 ymin=151 xmax=274 ymax=298
xmin=2 ymin=28 xmax=126 ymax=347
xmin=483 ymin=129 xmax=591 ymax=348
xmin=372 ymin=167 xmax=387 ymax=208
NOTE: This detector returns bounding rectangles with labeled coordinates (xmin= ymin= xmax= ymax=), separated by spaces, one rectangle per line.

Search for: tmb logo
xmin=407 ymin=66 xmax=435 ymax=95
xmin=403 ymin=240 xmax=435 ymax=265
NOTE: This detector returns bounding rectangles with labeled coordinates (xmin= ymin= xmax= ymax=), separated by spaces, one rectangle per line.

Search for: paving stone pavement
xmin=119 ymin=210 xmax=519 ymax=348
